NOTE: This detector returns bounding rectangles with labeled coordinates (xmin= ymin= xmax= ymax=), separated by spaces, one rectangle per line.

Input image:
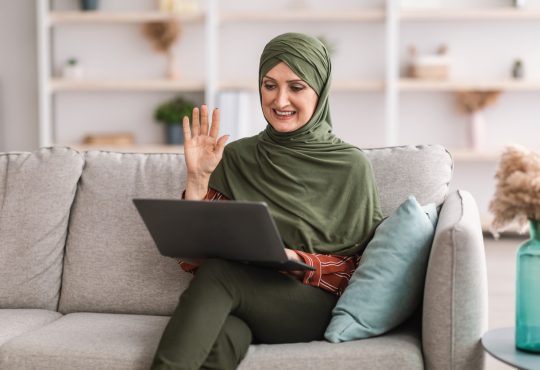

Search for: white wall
xmin=0 ymin=0 xmax=39 ymax=152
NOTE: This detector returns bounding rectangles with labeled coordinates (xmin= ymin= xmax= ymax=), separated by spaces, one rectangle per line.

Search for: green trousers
xmin=151 ymin=259 xmax=338 ymax=370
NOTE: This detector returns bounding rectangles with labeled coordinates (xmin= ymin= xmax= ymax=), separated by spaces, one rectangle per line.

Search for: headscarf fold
xmin=209 ymin=33 xmax=382 ymax=255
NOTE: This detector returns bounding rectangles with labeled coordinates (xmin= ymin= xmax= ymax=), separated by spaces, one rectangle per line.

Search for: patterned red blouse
xmin=178 ymin=188 xmax=362 ymax=296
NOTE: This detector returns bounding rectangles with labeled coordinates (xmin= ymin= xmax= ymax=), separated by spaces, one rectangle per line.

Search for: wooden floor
xmin=484 ymin=235 xmax=525 ymax=370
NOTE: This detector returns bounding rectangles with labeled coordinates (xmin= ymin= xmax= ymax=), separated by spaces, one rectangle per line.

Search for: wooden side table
xmin=482 ymin=327 xmax=540 ymax=370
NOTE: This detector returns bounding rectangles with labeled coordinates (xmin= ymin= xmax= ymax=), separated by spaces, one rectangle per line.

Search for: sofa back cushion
xmin=59 ymin=151 xmax=191 ymax=315
xmin=0 ymin=147 xmax=84 ymax=310
xmin=59 ymin=145 xmax=452 ymax=315
xmin=364 ymin=144 xmax=452 ymax=216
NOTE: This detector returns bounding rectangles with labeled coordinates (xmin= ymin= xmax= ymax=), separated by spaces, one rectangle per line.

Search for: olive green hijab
xmin=209 ymin=33 xmax=382 ymax=255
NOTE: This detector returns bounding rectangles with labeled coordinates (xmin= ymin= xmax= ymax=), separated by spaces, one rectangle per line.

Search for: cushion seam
xmin=56 ymin=152 xmax=86 ymax=313
xmin=450 ymin=190 xmax=465 ymax=370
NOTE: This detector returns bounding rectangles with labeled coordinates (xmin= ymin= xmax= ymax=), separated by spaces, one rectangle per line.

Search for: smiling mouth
xmin=273 ymin=109 xmax=296 ymax=119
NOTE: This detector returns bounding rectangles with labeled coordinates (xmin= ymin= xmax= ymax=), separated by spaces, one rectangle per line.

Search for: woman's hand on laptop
xmin=184 ymin=105 xmax=230 ymax=200
xmin=283 ymin=248 xmax=306 ymax=279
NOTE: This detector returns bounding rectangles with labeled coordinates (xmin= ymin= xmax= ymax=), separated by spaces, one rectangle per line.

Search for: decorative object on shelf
xmin=455 ymin=90 xmax=501 ymax=151
xmin=155 ymin=96 xmax=195 ymax=144
xmin=158 ymin=0 xmax=199 ymax=14
xmin=142 ymin=20 xmax=181 ymax=80
xmin=80 ymin=0 xmax=99 ymax=11
xmin=512 ymin=59 xmax=525 ymax=79
xmin=317 ymin=35 xmax=337 ymax=58
xmin=82 ymin=132 xmax=135 ymax=146
xmin=288 ymin=0 xmax=308 ymax=10
xmin=408 ymin=44 xmax=450 ymax=80
xmin=62 ymin=58 xmax=84 ymax=80
xmin=489 ymin=145 xmax=540 ymax=353
xmin=513 ymin=0 xmax=526 ymax=9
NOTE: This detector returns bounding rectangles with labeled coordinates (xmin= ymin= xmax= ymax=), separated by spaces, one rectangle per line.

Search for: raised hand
xmin=183 ymin=105 xmax=229 ymax=200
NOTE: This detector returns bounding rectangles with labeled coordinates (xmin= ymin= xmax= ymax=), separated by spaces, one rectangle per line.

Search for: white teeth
xmin=275 ymin=110 xmax=295 ymax=116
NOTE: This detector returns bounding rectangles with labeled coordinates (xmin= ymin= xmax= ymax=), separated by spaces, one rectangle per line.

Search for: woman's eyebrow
xmin=263 ymin=76 xmax=304 ymax=83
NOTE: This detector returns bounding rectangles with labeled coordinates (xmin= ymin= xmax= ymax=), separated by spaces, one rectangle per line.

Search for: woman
xmin=152 ymin=32 xmax=382 ymax=370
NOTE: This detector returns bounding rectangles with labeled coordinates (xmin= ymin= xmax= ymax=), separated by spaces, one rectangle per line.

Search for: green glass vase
xmin=516 ymin=219 xmax=540 ymax=352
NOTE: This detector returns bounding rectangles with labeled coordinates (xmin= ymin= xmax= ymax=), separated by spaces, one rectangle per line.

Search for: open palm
xmin=183 ymin=105 xmax=229 ymax=178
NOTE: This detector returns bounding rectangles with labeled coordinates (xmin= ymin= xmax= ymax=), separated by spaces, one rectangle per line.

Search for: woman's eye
xmin=290 ymin=85 xmax=305 ymax=92
xmin=263 ymin=83 xmax=276 ymax=90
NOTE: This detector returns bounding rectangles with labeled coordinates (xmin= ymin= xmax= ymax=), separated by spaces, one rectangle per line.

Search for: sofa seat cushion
xmin=0 ymin=312 xmax=168 ymax=370
xmin=0 ymin=312 xmax=423 ymax=370
xmin=0 ymin=309 xmax=62 ymax=347
xmin=239 ymin=325 xmax=424 ymax=370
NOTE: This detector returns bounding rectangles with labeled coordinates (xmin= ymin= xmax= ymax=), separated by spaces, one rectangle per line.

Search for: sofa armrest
xmin=422 ymin=190 xmax=488 ymax=370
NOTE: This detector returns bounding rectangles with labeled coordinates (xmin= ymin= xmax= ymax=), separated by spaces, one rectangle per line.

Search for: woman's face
xmin=261 ymin=62 xmax=318 ymax=133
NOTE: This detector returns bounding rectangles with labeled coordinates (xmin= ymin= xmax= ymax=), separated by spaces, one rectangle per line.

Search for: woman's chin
xmin=269 ymin=121 xmax=300 ymax=133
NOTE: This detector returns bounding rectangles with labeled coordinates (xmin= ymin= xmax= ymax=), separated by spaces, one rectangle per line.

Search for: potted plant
xmin=155 ymin=96 xmax=195 ymax=145
xmin=81 ymin=0 xmax=100 ymax=11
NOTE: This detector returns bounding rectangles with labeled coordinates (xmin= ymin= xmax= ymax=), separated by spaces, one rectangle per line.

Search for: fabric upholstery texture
xmin=0 ymin=313 xmax=168 ymax=370
xmin=363 ymin=144 xmax=452 ymax=217
xmin=422 ymin=190 xmax=488 ymax=370
xmin=0 ymin=309 xmax=62 ymax=346
xmin=325 ymin=196 xmax=438 ymax=342
xmin=0 ymin=147 xmax=84 ymax=310
xmin=238 ymin=325 xmax=423 ymax=370
xmin=59 ymin=151 xmax=193 ymax=315
xmin=0 ymin=313 xmax=422 ymax=370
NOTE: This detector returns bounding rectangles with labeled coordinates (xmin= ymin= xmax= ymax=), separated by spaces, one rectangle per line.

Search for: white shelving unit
xmin=37 ymin=0 xmax=390 ymax=151
xmin=50 ymin=79 xmax=206 ymax=92
xmin=36 ymin=1 xmax=540 ymax=157
xmin=399 ymin=78 xmax=540 ymax=92
xmin=37 ymin=0 xmax=215 ymax=151
xmin=48 ymin=11 xmax=205 ymax=24
xmin=70 ymin=144 xmax=184 ymax=153
xmin=219 ymin=10 xmax=385 ymax=22
xmin=400 ymin=8 xmax=540 ymax=21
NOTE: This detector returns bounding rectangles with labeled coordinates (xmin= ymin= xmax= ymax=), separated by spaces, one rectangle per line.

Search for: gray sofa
xmin=0 ymin=145 xmax=487 ymax=370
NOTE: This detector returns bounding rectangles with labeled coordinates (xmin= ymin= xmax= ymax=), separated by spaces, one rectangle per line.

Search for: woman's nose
xmin=275 ymin=89 xmax=290 ymax=108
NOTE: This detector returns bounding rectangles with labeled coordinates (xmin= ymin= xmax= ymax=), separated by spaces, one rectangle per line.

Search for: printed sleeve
xmin=293 ymin=250 xmax=361 ymax=296
xmin=177 ymin=187 xmax=230 ymax=273
xmin=181 ymin=188 xmax=229 ymax=201
xmin=177 ymin=260 xmax=198 ymax=274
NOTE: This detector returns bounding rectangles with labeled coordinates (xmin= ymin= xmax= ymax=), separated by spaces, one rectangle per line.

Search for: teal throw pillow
xmin=324 ymin=195 xmax=438 ymax=343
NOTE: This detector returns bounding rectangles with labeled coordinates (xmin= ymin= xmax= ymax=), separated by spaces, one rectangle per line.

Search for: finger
xmin=191 ymin=107 xmax=200 ymax=136
xmin=215 ymin=135 xmax=230 ymax=157
xmin=209 ymin=108 xmax=220 ymax=139
xmin=200 ymin=105 xmax=209 ymax=136
xmin=182 ymin=115 xmax=191 ymax=141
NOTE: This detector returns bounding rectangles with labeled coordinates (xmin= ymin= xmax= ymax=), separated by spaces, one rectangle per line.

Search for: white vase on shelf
xmin=62 ymin=59 xmax=84 ymax=80
xmin=468 ymin=110 xmax=486 ymax=151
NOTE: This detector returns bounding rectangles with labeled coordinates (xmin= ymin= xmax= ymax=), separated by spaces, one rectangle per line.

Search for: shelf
xmin=450 ymin=149 xmax=502 ymax=162
xmin=400 ymin=8 xmax=540 ymax=21
xmin=50 ymin=79 xmax=205 ymax=92
xmin=220 ymin=9 xmax=385 ymax=22
xmin=219 ymin=80 xmax=384 ymax=92
xmin=67 ymin=144 xmax=184 ymax=154
xmin=48 ymin=11 xmax=204 ymax=25
xmin=399 ymin=79 xmax=540 ymax=92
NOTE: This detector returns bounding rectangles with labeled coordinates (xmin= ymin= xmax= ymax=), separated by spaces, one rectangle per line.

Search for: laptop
xmin=133 ymin=199 xmax=315 ymax=271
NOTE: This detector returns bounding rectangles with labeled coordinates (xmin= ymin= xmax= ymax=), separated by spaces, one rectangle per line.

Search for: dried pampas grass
xmin=142 ymin=20 xmax=181 ymax=53
xmin=456 ymin=90 xmax=501 ymax=114
xmin=489 ymin=145 xmax=540 ymax=233
xmin=142 ymin=19 xmax=181 ymax=79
